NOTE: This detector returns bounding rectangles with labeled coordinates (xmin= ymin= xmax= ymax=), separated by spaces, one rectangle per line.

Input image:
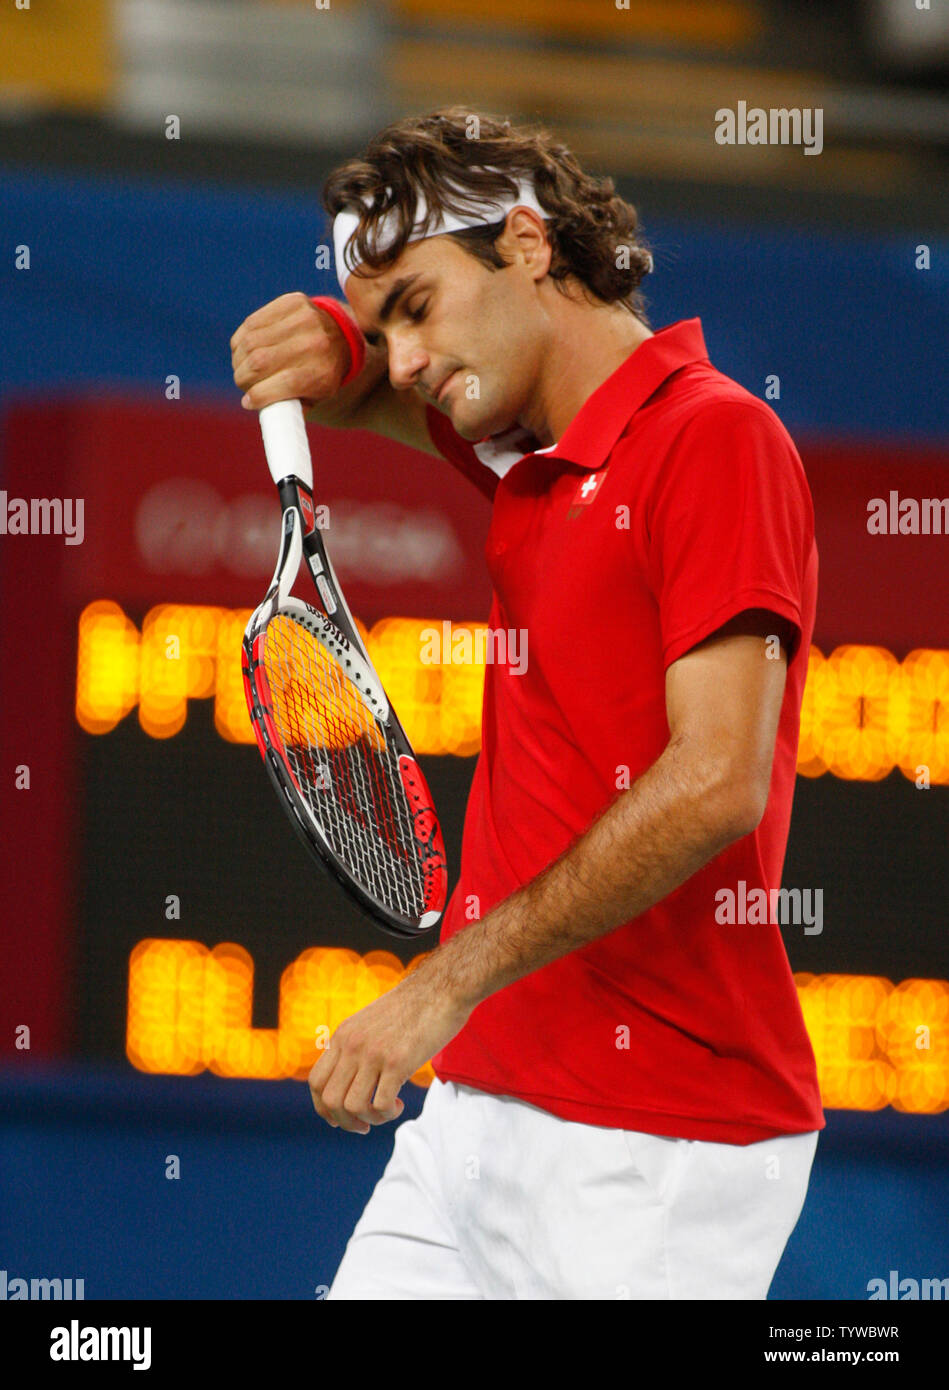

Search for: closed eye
xmin=362 ymin=294 xmax=429 ymax=348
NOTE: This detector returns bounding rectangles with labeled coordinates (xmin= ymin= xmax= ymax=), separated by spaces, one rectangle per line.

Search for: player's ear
xmin=497 ymin=208 xmax=551 ymax=282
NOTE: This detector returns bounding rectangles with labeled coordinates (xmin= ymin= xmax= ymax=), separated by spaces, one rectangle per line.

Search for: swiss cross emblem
xmin=567 ymin=469 xmax=606 ymax=518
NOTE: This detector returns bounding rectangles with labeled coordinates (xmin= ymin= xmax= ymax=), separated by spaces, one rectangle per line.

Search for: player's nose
xmin=386 ymin=335 xmax=429 ymax=392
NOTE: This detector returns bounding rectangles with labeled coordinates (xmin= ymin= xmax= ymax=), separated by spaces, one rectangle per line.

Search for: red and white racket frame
xmin=240 ymin=399 xmax=448 ymax=938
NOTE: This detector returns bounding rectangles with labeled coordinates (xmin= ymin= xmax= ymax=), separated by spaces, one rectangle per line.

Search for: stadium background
xmin=0 ymin=0 xmax=947 ymax=1300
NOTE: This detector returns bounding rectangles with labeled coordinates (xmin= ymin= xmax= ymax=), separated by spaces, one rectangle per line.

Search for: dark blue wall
xmin=1 ymin=1063 xmax=946 ymax=1300
xmin=2 ymin=165 xmax=946 ymax=439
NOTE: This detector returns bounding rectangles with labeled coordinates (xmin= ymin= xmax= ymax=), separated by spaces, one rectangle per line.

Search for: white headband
xmin=332 ymin=176 xmax=550 ymax=293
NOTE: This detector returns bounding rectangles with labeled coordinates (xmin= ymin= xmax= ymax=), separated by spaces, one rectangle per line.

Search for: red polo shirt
xmin=425 ymin=318 xmax=824 ymax=1144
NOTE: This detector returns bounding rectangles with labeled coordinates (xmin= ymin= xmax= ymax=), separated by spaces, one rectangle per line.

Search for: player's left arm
xmin=309 ymin=606 xmax=795 ymax=1132
xmin=428 ymin=606 xmax=795 ymax=1004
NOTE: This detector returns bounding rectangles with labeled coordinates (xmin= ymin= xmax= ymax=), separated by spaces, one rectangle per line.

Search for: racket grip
xmin=259 ymin=400 xmax=314 ymax=490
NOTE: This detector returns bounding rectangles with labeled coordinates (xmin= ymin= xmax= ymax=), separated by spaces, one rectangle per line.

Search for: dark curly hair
xmin=323 ymin=107 xmax=653 ymax=325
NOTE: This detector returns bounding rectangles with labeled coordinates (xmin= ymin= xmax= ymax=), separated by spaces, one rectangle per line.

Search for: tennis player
xmin=231 ymin=108 xmax=824 ymax=1300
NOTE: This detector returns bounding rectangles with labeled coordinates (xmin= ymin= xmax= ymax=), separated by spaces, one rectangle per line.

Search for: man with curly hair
xmin=231 ymin=108 xmax=824 ymax=1301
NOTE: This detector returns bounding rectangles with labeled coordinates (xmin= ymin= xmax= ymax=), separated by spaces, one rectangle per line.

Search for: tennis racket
xmin=241 ymin=399 xmax=448 ymax=938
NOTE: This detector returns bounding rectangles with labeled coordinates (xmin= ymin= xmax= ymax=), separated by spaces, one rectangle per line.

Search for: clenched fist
xmin=230 ymin=291 xmax=375 ymax=418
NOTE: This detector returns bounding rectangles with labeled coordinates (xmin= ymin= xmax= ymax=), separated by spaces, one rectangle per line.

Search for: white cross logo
xmin=580 ymin=473 xmax=600 ymax=498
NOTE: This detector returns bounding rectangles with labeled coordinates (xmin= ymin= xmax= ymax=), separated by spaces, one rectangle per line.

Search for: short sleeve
xmin=645 ymin=401 xmax=815 ymax=669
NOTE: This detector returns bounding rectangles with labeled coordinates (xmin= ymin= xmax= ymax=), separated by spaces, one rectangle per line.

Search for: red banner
xmin=7 ymin=389 xmax=494 ymax=621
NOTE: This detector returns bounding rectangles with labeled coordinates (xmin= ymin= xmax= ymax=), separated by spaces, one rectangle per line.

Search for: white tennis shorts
xmin=327 ymin=1077 xmax=819 ymax=1300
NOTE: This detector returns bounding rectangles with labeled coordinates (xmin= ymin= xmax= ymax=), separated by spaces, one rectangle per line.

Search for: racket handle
xmin=259 ymin=399 xmax=314 ymax=490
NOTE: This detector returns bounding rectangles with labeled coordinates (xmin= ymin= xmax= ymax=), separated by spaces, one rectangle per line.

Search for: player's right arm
xmin=230 ymin=291 xmax=442 ymax=458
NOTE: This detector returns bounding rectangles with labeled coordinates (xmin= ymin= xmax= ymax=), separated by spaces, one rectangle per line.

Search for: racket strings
xmin=261 ymin=614 xmax=431 ymax=917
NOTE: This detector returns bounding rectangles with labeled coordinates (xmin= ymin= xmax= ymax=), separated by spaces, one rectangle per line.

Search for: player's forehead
xmin=344 ymin=236 xmax=458 ymax=330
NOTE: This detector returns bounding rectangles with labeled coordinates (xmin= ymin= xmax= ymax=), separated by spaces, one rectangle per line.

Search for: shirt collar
xmin=538 ymin=318 xmax=710 ymax=471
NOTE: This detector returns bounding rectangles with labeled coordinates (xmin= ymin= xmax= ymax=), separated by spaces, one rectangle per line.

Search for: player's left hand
xmin=307 ymin=963 xmax=474 ymax=1133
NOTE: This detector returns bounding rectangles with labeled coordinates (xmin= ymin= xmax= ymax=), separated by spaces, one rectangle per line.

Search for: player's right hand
xmin=230 ymin=292 xmax=360 ymax=411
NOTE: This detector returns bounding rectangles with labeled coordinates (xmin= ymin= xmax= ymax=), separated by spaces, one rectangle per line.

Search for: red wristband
xmin=309 ymin=295 xmax=366 ymax=388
